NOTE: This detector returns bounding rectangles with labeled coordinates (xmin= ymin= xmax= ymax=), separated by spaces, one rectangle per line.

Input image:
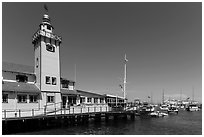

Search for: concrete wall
xmin=40 ymin=38 xmax=60 ymax=92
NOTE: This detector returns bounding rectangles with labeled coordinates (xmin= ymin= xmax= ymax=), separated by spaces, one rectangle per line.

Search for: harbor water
xmin=14 ymin=110 xmax=202 ymax=135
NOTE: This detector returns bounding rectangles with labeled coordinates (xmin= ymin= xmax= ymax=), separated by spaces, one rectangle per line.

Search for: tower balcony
xmin=32 ymin=29 xmax=62 ymax=44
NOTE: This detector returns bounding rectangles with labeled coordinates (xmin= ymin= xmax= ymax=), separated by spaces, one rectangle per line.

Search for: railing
xmin=2 ymin=104 xmax=111 ymax=120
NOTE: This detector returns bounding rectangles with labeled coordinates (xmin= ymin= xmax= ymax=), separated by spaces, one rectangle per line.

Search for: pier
xmin=2 ymin=105 xmax=138 ymax=134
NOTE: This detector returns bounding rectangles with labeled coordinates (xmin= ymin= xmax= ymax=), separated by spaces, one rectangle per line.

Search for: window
xmin=47 ymin=96 xmax=54 ymax=103
xmin=94 ymin=98 xmax=98 ymax=103
xmin=62 ymin=83 xmax=68 ymax=88
xmin=46 ymin=43 xmax=55 ymax=52
xmin=87 ymin=98 xmax=92 ymax=103
xmin=36 ymin=58 xmax=39 ymax=68
xmin=46 ymin=76 xmax=51 ymax=84
xmin=16 ymin=75 xmax=28 ymax=82
xmin=61 ymin=80 xmax=68 ymax=88
xmin=47 ymin=25 xmax=51 ymax=30
xmin=52 ymin=77 xmax=57 ymax=85
xmin=29 ymin=95 xmax=38 ymax=103
xmin=2 ymin=94 xmax=8 ymax=103
xmin=80 ymin=97 xmax=85 ymax=103
xmin=17 ymin=95 xmax=27 ymax=103
xmin=100 ymin=98 xmax=104 ymax=103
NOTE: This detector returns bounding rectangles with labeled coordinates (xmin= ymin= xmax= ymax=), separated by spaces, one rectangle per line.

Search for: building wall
xmin=40 ymin=38 xmax=60 ymax=92
xmin=2 ymin=91 xmax=40 ymax=111
xmin=39 ymin=92 xmax=62 ymax=109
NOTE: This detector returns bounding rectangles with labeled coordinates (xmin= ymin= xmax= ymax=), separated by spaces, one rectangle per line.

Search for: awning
xmin=2 ymin=81 xmax=40 ymax=93
xmin=60 ymin=89 xmax=79 ymax=96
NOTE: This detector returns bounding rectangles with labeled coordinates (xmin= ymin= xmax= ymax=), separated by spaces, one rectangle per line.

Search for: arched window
xmin=46 ymin=43 xmax=55 ymax=52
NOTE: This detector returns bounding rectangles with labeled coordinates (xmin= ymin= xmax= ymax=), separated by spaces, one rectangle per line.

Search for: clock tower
xmin=32 ymin=8 xmax=62 ymax=107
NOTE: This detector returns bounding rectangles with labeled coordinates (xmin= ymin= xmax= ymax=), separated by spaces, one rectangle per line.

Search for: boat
xmin=149 ymin=111 xmax=168 ymax=117
xmin=139 ymin=102 xmax=155 ymax=115
xmin=167 ymin=106 xmax=178 ymax=114
xmin=160 ymin=104 xmax=169 ymax=111
xmin=186 ymin=104 xmax=200 ymax=111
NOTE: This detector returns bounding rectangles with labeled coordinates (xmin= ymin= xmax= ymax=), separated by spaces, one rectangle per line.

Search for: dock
xmin=2 ymin=106 xmax=138 ymax=134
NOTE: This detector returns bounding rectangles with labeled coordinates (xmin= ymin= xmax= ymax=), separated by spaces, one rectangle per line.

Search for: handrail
xmin=2 ymin=104 xmax=110 ymax=119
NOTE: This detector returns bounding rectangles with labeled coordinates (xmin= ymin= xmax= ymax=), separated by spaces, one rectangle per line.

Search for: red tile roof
xmin=2 ymin=82 xmax=40 ymax=93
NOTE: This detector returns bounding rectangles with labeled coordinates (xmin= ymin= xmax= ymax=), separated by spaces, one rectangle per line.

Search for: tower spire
xmin=44 ymin=4 xmax=48 ymax=14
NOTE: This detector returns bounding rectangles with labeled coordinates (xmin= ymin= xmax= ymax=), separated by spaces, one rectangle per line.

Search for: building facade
xmin=2 ymin=11 xmax=111 ymax=113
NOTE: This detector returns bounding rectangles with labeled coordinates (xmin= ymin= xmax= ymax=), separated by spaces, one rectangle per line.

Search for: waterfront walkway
xmin=2 ymin=104 xmax=110 ymax=120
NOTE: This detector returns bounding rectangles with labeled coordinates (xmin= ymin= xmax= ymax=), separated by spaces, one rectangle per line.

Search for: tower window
xmin=16 ymin=75 xmax=28 ymax=83
xmin=52 ymin=77 xmax=57 ymax=85
xmin=47 ymin=25 xmax=51 ymax=30
xmin=46 ymin=76 xmax=51 ymax=84
xmin=46 ymin=43 xmax=55 ymax=52
xmin=36 ymin=58 xmax=39 ymax=68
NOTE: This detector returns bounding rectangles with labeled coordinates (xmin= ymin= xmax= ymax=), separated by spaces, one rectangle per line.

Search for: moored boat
xmin=160 ymin=104 xmax=169 ymax=111
xmin=139 ymin=102 xmax=155 ymax=115
xmin=167 ymin=106 xmax=178 ymax=114
xmin=149 ymin=111 xmax=168 ymax=117
xmin=186 ymin=104 xmax=200 ymax=111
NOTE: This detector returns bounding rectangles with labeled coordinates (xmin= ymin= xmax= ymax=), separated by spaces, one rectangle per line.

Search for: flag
xmin=125 ymin=54 xmax=128 ymax=62
xmin=119 ymin=84 xmax=123 ymax=89
xmin=44 ymin=4 xmax=48 ymax=12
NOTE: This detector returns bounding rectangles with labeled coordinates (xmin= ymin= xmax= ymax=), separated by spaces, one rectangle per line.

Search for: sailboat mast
xmin=162 ymin=89 xmax=164 ymax=104
xmin=180 ymin=88 xmax=182 ymax=101
xmin=123 ymin=54 xmax=128 ymax=100
xmin=74 ymin=64 xmax=76 ymax=89
xmin=192 ymin=86 xmax=194 ymax=102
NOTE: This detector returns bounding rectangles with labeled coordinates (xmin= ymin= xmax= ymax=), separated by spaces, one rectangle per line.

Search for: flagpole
xmin=124 ymin=54 xmax=127 ymax=101
xmin=74 ymin=64 xmax=76 ymax=89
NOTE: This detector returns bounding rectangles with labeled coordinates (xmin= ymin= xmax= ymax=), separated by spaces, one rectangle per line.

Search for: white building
xmin=2 ymin=10 xmax=107 ymax=114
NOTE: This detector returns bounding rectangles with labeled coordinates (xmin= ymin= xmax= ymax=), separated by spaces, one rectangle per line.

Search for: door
xmin=62 ymin=96 xmax=67 ymax=108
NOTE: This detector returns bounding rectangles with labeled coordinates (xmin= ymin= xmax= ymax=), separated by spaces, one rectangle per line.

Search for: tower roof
xmin=42 ymin=14 xmax=51 ymax=25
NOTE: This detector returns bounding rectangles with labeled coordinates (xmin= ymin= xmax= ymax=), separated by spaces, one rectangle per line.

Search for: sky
xmin=2 ymin=2 xmax=202 ymax=103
